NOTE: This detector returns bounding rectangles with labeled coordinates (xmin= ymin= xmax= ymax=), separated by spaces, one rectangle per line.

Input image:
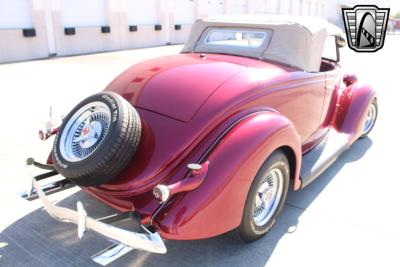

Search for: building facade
xmin=0 ymin=0 xmax=328 ymax=63
xmin=325 ymin=0 xmax=392 ymax=26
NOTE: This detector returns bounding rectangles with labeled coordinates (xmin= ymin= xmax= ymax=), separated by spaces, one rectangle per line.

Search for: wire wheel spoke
xmin=59 ymin=102 xmax=111 ymax=162
xmin=253 ymin=168 xmax=284 ymax=227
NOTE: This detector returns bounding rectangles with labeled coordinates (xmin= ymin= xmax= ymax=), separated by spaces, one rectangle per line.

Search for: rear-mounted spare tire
xmin=52 ymin=92 xmax=141 ymax=186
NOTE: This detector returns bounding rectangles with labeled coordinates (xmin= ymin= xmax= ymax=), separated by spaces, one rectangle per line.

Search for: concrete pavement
xmin=0 ymin=37 xmax=399 ymax=267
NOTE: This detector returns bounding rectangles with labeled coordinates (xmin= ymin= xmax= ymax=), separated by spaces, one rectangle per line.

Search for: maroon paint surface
xmin=56 ymin=53 xmax=375 ymax=240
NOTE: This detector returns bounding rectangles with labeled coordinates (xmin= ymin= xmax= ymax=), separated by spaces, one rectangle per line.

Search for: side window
xmin=322 ymin=35 xmax=338 ymax=62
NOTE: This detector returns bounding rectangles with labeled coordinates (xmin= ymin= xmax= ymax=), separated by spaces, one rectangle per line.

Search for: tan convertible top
xmin=181 ymin=15 xmax=344 ymax=72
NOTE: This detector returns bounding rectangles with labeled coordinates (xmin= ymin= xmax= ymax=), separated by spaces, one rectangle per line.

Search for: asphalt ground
xmin=0 ymin=36 xmax=399 ymax=267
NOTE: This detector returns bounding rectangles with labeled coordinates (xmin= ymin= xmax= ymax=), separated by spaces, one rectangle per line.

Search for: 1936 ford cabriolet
xmin=25 ymin=15 xmax=377 ymax=264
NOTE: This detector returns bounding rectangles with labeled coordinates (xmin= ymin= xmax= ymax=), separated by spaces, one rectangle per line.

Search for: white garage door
xmin=280 ymin=0 xmax=291 ymax=15
xmin=266 ymin=0 xmax=279 ymax=14
xmin=306 ymin=1 xmax=312 ymax=15
xmin=128 ymin=0 xmax=159 ymax=25
xmin=173 ymin=0 xmax=196 ymax=24
xmin=314 ymin=3 xmax=320 ymax=16
xmin=0 ymin=0 xmax=33 ymax=29
xmin=292 ymin=0 xmax=301 ymax=15
xmin=254 ymin=0 xmax=267 ymax=14
xmin=310 ymin=1 xmax=316 ymax=16
xmin=208 ymin=0 xmax=224 ymax=17
xmin=320 ymin=4 xmax=326 ymax=17
xmin=231 ymin=0 xmax=247 ymax=14
xmin=61 ymin=0 xmax=107 ymax=27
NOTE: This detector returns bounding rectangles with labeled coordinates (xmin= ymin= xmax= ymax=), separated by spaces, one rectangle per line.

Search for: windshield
xmin=322 ymin=35 xmax=338 ymax=62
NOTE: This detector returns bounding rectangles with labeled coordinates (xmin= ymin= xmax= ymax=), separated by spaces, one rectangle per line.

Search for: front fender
xmin=334 ymin=82 xmax=376 ymax=142
xmin=153 ymin=111 xmax=301 ymax=240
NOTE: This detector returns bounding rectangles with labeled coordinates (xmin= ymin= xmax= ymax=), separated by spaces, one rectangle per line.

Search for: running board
xmin=300 ymin=130 xmax=351 ymax=188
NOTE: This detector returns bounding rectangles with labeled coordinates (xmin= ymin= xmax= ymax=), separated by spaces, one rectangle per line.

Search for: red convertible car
xmin=25 ymin=15 xmax=377 ymax=265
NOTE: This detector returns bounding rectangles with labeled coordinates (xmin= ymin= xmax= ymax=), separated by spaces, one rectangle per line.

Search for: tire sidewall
xmin=360 ymin=98 xmax=378 ymax=138
xmin=52 ymin=92 xmax=125 ymax=178
xmin=239 ymin=151 xmax=290 ymax=241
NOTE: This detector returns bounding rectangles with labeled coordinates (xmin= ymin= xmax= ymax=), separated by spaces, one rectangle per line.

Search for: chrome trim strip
xmin=197 ymin=109 xmax=275 ymax=163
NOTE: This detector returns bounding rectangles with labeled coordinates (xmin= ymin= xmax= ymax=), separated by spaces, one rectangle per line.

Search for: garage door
xmin=292 ymin=0 xmax=301 ymax=15
xmin=61 ymin=0 xmax=107 ymax=27
xmin=310 ymin=2 xmax=316 ymax=16
xmin=254 ymin=0 xmax=267 ymax=14
xmin=306 ymin=1 xmax=312 ymax=15
xmin=127 ymin=0 xmax=159 ymax=25
xmin=320 ymin=4 xmax=326 ymax=17
xmin=0 ymin=0 xmax=33 ymax=29
xmin=208 ymin=0 xmax=224 ymax=17
xmin=173 ymin=0 xmax=196 ymax=24
xmin=266 ymin=0 xmax=279 ymax=14
xmin=280 ymin=0 xmax=291 ymax=15
xmin=314 ymin=3 xmax=320 ymax=16
xmin=231 ymin=0 xmax=247 ymax=14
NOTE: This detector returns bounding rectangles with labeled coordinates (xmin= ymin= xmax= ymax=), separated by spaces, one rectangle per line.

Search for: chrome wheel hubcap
xmin=253 ymin=168 xmax=284 ymax=226
xmin=363 ymin=102 xmax=377 ymax=135
xmin=60 ymin=102 xmax=111 ymax=162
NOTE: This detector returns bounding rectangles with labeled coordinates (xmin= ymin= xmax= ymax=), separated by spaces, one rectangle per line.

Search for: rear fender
xmin=153 ymin=111 xmax=301 ymax=240
xmin=334 ymin=82 xmax=376 ymax=142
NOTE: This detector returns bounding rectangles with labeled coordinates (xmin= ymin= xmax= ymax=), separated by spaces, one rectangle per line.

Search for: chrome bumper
xmin=32 ymin=178 xmax=167 ymax=255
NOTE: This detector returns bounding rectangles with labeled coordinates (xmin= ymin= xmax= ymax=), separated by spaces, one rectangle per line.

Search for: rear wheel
xmin=360 ymin=98 xmax=378 ymax=138
xmin=234 ymin=151 xmax=289 ymax=242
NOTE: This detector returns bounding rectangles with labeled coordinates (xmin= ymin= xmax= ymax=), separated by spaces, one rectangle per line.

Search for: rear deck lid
xmin=120 ymin=54 xmax=246 ymax=122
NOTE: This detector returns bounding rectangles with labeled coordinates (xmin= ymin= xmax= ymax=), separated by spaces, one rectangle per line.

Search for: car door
xmin=320 ymin=36 xmax=342 ymax=128
xmin=276 ymin=73 xmax=326 ymax=146
xmin=261 ymin=70 xmax=326 ymax=147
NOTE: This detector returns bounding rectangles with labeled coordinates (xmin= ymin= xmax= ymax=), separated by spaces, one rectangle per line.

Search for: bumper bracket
xmin=24 ymin=159 xmax=167 ymax=265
